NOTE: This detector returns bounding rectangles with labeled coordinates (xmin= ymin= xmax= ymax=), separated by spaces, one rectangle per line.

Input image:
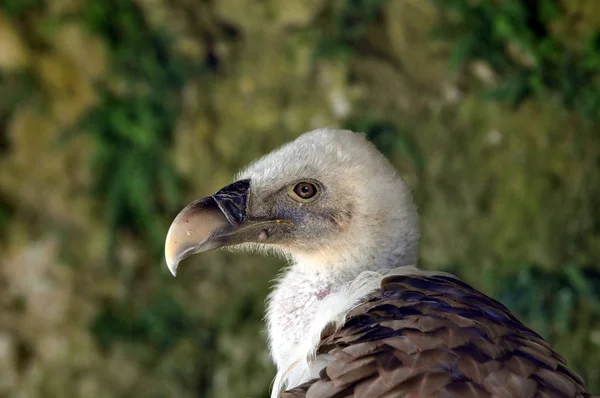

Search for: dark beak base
xmin=164 ymin=179 xmax=293 ymax=276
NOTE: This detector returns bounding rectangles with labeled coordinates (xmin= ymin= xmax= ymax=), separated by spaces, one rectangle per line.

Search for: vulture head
xmin=165 ymin=128 xmax=593 ymax=398
xmin=166 ymin=128 xmax=421 ymax=391
xmin=166 ymin=128 xmax=419 ymax=275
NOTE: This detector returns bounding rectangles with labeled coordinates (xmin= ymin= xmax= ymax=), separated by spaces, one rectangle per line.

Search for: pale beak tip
xmin=167 ymin=261 xmax=178 ymax=277
xmin=165 ymin=226 xmax=180 ymax=277
xmin=165 ymin=249 xmax=179 ymax=277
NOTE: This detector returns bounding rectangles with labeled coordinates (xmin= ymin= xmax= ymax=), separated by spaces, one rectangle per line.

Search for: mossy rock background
xmin=0 ymin=0 xmax=598 ymax=396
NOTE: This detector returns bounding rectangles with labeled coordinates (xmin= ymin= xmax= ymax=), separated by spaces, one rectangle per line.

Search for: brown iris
xmin=293 ymin=182 xmax=317 ymax=199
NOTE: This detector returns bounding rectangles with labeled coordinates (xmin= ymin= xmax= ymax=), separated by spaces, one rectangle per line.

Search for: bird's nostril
xmin=258 ymin=230 xmax=269 ymax=241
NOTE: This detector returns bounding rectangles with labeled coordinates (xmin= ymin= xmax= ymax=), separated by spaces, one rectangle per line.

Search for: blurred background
xmin=0 ymin=0 xmax=599 ymax=397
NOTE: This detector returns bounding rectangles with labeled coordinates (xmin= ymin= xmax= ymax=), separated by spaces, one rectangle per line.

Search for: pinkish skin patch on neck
xmin=316 ymin=286 xmax=331 ymax=300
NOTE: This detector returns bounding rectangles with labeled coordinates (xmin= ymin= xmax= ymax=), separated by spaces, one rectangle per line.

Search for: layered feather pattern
xmin=282 ymin=274 xmax=595 ymax=398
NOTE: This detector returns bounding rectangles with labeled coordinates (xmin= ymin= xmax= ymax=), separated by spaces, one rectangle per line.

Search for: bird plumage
xmin=164 ymin=128 xmax=595 ymax=398
xmin=280 ymin=273 xmax=593 ymax=398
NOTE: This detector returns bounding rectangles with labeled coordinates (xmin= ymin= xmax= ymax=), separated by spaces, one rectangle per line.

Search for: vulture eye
xmin=290 ymin=182 xmax=319 ymax=201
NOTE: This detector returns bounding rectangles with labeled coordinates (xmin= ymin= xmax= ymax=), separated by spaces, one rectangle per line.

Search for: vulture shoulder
xmin=281 ymin=274 xmax=595 ymax=398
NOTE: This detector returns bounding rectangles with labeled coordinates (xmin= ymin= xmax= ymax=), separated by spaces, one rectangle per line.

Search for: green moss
xmin=0 ymin=203 xmax=12 ymax=232
xmin=0 ymin=72 xmax=38 ymax=154
xmin=0 ymin=72 xmax=37 ymax=234
xmin=1 ymin=0 xmax=43 ymax=17
xmin=91 ymin=289 xmax=198 ymax=351
xmin=434 ymin=0 xmax=600 ymax=121
xmin=75 ymin=0 xmax=202 ymax=260
xmin=311 ymin=0 xmax=389 ymax=59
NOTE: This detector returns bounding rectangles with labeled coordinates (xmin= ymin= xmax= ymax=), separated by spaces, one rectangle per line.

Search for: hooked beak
xmin=164 ymin=179 xmax=293 ymax=276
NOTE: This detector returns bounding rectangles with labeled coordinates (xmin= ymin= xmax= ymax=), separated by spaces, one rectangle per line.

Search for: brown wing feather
xmin=281 ymin=274 xmax=596 ymax=398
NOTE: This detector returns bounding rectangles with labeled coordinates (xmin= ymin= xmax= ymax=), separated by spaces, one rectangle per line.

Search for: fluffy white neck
xmin=267 ymin=261 xmax=353 ymax=366
xmin=266 ymin=261 xmax=382 ymax=396
xmin=266 ymin=264 xmax=453 ymax=397
xmin=267 ymin=240 xmax=400 ymax=367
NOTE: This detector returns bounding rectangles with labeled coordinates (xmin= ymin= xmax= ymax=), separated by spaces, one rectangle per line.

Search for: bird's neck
xmin=266 ymin=256 xmax=388 ymax=383
xmin=267 ymin=260 xmax=428 ymax=396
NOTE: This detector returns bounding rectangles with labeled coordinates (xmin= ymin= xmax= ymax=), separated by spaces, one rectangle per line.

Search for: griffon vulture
xmin=165 ymin=128 xmax=594 ymax=398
